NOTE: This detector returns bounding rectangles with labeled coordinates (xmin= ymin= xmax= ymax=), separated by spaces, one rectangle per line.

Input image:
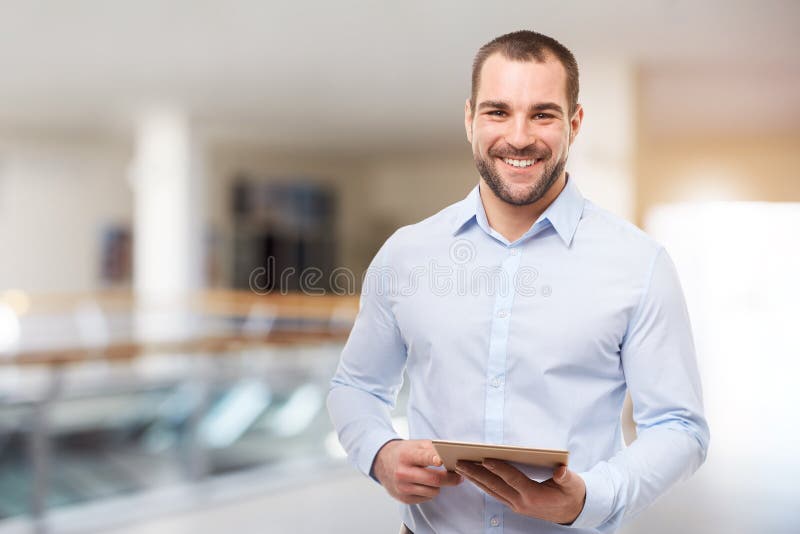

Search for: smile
xmin=501 ymin=157 xmax=541 ymax=168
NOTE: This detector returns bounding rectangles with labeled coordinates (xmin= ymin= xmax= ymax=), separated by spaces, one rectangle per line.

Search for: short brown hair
xmin=471 ymin=30 xmax=580 ymax=116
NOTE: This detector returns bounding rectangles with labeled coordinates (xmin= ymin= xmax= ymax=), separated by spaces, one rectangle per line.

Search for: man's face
xmin=465 ymin=53 xmax=583 ymax=206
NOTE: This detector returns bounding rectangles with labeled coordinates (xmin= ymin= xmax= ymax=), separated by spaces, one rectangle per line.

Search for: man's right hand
xmin=372 ymin=439 xmax=463 ymax=504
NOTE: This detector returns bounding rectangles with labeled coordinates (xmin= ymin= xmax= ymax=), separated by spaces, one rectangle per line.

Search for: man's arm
xmin=327 ymin=238 xmax=407 ymax=478
xmin=326 ymin=236 xmax=461 ymax=500
xmin=572 ymin=246 xmax=710 ymax=529
xmin=454 ymin=247 xmax=709 ymax=530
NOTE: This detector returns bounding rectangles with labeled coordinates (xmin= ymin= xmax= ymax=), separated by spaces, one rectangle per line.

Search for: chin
xmin=502 ymin=177 xmax=545 ymax=196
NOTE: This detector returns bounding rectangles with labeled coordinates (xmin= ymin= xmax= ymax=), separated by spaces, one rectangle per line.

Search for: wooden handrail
xmin=7 ymin=330 xmax=348 ymax=367
xmin=4 ymin=289 xmax=359 ymax=318
xmin=0 ymin=290 xmax=359 ymax=366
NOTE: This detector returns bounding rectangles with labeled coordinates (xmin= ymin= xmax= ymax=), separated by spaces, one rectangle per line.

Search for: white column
xmin=568 ymin=58 xmax=636 ymax=222
xmin=130 ymin=111 xmax=205 ymax=340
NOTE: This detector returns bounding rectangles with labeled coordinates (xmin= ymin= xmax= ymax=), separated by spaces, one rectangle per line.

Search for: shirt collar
xmin=452 ymin=174 xmax=585 ymax=247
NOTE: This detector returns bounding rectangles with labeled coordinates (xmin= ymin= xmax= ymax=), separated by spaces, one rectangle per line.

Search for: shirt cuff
xmin=356 ymin=428 xmax=402 ymax=483
xmin=569 ymin=465 xmax=615 ymax=529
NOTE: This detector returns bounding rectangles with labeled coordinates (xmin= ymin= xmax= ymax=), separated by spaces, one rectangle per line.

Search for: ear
xmin=464 ymin=98 xmax=474 ymax=143
xmin=569 ymin=104 xmax=584 ymax=145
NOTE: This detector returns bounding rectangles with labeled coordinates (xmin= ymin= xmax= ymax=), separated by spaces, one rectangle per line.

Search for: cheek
xmin=540 ymin=128 xmax=571 ymax=154
xmin=474 ymin=122 xmax=504 ymax=146
xmin=473 ymin=134 xmax=491 ymax=156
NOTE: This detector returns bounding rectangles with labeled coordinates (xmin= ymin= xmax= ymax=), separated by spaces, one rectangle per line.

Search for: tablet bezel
xmin=431 ymin=439 xmax=569 ymax=472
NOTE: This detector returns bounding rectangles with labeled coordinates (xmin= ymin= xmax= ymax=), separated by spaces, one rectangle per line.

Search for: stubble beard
xmin=475 ymin=146 xmax=568 ymax=207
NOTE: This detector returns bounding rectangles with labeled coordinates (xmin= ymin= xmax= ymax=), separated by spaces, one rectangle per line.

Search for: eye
xmin=487 ymin=110 xmax=506 ymax=117
xmin=533 ymin=113 xmax=554 ymax=120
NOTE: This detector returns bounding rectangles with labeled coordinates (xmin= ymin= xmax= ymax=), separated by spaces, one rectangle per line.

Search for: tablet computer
xmin=432 ymin=439 xmax=569 ymax=475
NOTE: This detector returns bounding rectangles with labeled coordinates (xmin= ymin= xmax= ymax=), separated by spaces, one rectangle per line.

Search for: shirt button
xmin=510 ymin=249 xmax=518 ymax=256
xmin=490 ymin=516 xmax=500 ymax=527
xmin=498 ymin=310 xmax=508 ymax=318
xmin=490 ymin=376 xmax=502 ymax=388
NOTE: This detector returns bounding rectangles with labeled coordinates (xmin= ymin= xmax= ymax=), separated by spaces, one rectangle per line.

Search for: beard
xmin=474 ymin=143 xmax=567 ymax=207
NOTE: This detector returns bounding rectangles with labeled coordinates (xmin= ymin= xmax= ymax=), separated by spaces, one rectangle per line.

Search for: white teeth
xmin=503 ymin=158 xmax=536 ymax=168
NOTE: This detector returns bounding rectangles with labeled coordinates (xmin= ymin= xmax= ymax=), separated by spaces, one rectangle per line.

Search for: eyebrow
xmin=477 ymin=100 xmax=564 ymax=116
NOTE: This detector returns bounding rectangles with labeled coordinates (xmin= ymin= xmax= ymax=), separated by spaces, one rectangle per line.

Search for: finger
xmin=458 ymin=470 xmax=514 ymax=509
xmin=407 ymin=441 xmax=441 ymax=467
xmin=552 ymin=464 xmax=571 ymax=486
xmin=397 ymin=465 xmax=439 ymax=486
xmin=423 ymin=467 xmax=463 ymax=487
xmin=481 ymin=459 xmax=533 ymax=491
xmin=455 ymin=462 xmax=520 ymax=504
xmin=422 ymin=465 xmax=463 ymax=487
xmin=399 ymin=465 xmax=458 ymax=488
xmin=438 ymin=469 xmax=463 ymax=486
xmin=399 ymin=482 xmax=441 ymax=499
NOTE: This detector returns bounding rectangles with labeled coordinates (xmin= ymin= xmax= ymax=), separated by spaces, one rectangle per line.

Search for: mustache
xmin=489 ymin=144 xmax=551 ymax=160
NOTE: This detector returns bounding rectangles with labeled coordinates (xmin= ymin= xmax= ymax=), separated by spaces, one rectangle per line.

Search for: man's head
xmin=470 ymin=31 xmax=580 ymax=118
xmin=465 ymin=30 xmax=583 ymax=207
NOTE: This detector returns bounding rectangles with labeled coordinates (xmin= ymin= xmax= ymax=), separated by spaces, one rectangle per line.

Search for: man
xmin=328 ymin=30 xmax=709 ymax=533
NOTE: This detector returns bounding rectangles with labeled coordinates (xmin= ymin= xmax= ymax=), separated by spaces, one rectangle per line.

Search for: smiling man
xmin=328 ymin=30 xmax=709 ymax=533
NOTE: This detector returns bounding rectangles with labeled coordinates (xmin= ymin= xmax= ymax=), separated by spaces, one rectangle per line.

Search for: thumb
xmin=421 ymin=440 xmax=443 ymax=466
xmin=411 ymin=442 xmax=441 ymax=467
xmin=553 ymin=465 xmax=571 ymax=485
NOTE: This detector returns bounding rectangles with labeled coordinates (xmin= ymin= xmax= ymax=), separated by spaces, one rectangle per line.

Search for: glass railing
xmin=0 ymin=291 xmax=404 ymax=532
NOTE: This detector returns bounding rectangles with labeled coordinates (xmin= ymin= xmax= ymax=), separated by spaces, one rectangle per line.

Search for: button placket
xmin=484 ymin=248 xmax=520 ymax=534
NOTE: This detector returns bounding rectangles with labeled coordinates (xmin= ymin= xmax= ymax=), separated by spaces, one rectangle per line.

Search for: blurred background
xmin=0 ymin=1 xmax=798 ymax=533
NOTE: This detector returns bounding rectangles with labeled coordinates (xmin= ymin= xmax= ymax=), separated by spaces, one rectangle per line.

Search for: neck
xmin=479 ymin=173 xmax=567 ymax=242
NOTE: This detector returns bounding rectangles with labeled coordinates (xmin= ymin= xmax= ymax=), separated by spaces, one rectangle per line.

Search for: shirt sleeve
xmin=571 ymin=247 xmax=710 ymax=531
xmin=326 ymin=234 xmax=409 ymax=481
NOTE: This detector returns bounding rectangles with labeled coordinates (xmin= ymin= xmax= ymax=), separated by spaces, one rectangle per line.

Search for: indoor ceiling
xmin=0 ymin=0 xmax=798 ymax=150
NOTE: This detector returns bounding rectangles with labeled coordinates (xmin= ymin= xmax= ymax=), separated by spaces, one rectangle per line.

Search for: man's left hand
xmin=455 ymin=460 xmax=586 ymax=525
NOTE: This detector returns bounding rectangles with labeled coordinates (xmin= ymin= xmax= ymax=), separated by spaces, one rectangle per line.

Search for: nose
xmin=505 ymin=115 xmax=535 ymax=150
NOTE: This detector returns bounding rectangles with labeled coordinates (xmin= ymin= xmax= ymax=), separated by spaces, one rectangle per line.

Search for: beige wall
xmin=0 ymin=131 xmax=132 ymax=292
xmin=4 ymin=124 xmax=797 ymax=293
xmin=206 ymin=145 xmax=369 ymax=282
xmin=636 ymin=135 xmax=800 ymax=227
xmin=207 ymin=144 xmax=478 ymax=278
xmin=0 ymin=132 xmax=479 ymax=293
xmin=359 ymin=151 xmax=477 ymax=253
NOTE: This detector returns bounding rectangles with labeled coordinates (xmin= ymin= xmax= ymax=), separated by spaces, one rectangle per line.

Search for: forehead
xmin=476 ymin=53 xmax=568 ymax=108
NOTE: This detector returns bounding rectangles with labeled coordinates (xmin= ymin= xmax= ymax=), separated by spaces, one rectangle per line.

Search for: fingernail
xmin=433 ymin=455 xmax=441 ymax=465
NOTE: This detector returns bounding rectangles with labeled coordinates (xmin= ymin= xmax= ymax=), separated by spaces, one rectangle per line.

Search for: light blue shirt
xmin=328 ymin=177 xmax=709 ymax=533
